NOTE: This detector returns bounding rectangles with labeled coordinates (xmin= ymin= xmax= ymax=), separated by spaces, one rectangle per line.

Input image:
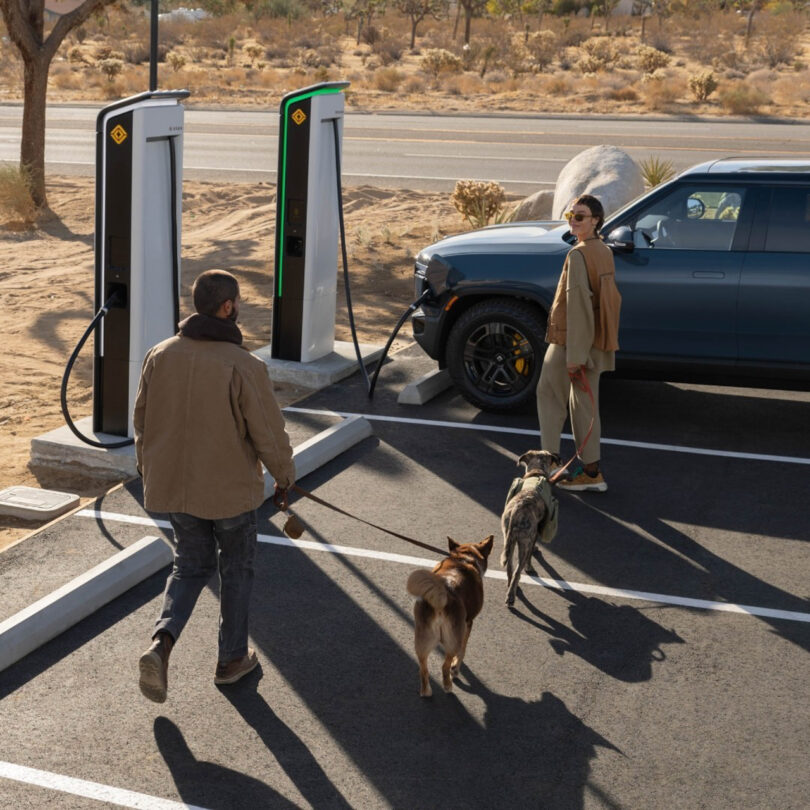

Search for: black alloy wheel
xmin=446 ymin=299 xmax=547 ymax=413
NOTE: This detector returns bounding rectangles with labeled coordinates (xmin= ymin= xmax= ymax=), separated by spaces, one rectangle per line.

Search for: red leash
xmin=547 ymin=366 xmax=596 ymax=486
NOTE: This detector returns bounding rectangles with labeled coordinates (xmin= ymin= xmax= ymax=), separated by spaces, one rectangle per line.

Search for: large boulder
xmin=510 ymin=189 xmax=554 ymax=222
xmin=552 ymin=145 xmax=644 ymax=220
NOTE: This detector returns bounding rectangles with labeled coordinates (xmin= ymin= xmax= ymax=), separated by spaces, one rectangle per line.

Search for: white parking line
xmin=0 ymin=760 xmax=208 ymax=810
xmin=284 ymin=407 xmax=810 ymax=466
xmin=76 ymin=510 xmax=810 ymax=624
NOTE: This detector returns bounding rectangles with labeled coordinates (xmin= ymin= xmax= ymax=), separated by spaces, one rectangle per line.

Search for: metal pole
xmin=149 ymin=0 xmax=158 ymax=92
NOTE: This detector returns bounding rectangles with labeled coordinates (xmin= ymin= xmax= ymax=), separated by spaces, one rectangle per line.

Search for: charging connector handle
xmin=60 ymin=290 xmax=135 ymax=449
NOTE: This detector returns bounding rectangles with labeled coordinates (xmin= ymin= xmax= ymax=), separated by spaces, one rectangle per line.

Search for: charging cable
xmin=331 ymin=119 xmax=433 ymax=399
xmin=60 ymin=291 xmax=135 ymax=449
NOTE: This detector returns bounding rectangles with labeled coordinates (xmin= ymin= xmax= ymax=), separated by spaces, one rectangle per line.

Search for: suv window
xmin=764 ymin=187 xmax=810 ymax=253
xmin=629 ymin=184 xmax=746 ymax=251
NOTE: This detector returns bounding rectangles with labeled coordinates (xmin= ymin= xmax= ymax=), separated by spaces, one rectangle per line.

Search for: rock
xmin=510 ymin=189 xmax=554 ymax=222
xmin=552 ymin=145 xmax=644 ymax=220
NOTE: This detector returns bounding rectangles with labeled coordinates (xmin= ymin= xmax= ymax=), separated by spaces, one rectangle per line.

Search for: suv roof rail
xmin=681 ymin=157 xmax=810 ymax=175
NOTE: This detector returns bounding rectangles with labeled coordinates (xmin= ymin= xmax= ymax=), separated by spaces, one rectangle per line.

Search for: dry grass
xmin=0 ymin=5 xmax=806 ymax=118
xmin=0 ymin=163 xmax=36 ymax=228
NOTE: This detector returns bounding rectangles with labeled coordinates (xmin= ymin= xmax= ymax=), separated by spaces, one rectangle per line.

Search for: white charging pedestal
xmin=93 ymin=90 xmax=188 ymax=438
xmin=264 ymin=82 xmax=382 ymax=385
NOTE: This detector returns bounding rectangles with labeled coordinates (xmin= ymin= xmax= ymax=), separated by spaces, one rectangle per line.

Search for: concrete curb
xmin=397 ymin=369 xmax=452 ymax=406
xmin=263 ymin=414 xmax=373 ymax=499
xmin=0 ymin=536 xmax=172 ymax=673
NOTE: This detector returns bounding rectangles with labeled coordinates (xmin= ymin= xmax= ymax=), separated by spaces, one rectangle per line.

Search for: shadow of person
xmin=154 ymin=715 xmax=300 ymax=809
xmin=509 ymin=554 xmax=684 ymax=682
xmin=218 ymin=668 xmax=352 ymax=809
xmin=455 ymin=670 xmax=622 ymax=808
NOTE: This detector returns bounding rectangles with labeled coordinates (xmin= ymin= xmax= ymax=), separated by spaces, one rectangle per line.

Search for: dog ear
xmin=478 ymin=535 xmax=494 ymax=556
xmin=447 ymin=537 xmax=459 ymax=551
xmin=517 ymin=452 xmax=529 ymax=467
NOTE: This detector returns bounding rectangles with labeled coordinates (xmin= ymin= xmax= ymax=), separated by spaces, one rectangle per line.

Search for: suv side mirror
xmin=606 ymin=226 xmax=635 ymax=253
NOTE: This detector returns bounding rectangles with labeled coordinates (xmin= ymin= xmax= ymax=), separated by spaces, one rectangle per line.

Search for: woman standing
xmin=537 ymin=194 xmax=621 ymax=492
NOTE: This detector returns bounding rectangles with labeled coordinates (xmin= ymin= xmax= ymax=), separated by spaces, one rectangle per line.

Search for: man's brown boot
xmin=214 ymin=648 xmax=258 ymax=685
xmin=139 ymin=631 xmax=174 ymax=703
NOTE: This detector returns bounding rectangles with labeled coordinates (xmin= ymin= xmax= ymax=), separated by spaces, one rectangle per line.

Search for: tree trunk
xmin=21 ymin=52 xmax=50 ymax=209
xmin=453 ymin=3 xmax=461 ymax=40
xmin=464 ymin=9 xmax=472 ymax=45
xmin=410 ymin=19 xmax=417 ymax=50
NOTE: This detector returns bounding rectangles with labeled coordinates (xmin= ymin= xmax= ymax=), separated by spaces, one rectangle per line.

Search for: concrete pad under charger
xmin=254 ymin=340 xmax=384 ymax=388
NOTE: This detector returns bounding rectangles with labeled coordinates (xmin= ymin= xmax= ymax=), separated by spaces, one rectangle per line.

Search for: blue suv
xmin=411 ymin=158 xmax=810 ymax=412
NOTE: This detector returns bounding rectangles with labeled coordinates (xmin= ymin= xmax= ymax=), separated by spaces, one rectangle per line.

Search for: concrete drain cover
xmin=0 ymin=486 xmax=80 ymax=521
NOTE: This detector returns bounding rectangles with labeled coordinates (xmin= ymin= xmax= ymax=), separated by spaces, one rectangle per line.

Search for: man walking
xmin=134 ymin=269 xmax=295 ymax=703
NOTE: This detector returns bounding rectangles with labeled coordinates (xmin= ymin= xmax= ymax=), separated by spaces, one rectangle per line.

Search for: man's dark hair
xmin=575 ymin=194 xmax=605 ymax=232
xmin=192 ymin=270 xmax=239 ymax=316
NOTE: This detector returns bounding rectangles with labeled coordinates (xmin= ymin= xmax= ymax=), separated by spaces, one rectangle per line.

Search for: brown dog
xmin=406 ymin=535 xmax=494 ymax=697
xmin=501 ymin=450 xmax=560 ymax=607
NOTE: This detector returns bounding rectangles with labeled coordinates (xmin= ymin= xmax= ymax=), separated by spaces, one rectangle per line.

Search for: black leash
xmin=278 ymin=484 xmax=448 ymax=557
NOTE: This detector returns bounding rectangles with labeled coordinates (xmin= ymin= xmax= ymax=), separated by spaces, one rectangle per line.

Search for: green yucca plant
xmin=639 ymin=156 xmax=676 ymax=189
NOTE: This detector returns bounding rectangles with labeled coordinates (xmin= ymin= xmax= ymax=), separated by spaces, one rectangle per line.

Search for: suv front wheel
xmin=445 ymin=298 xmax=547 ymax=413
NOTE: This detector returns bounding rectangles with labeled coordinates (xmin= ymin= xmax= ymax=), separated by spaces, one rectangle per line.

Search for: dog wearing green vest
xmin=501 ymin=450 xmax=560 ymax=606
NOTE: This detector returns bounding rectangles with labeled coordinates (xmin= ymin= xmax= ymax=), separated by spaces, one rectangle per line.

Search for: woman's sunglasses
xmin=564 ymin=211 xmax=593 ymax=223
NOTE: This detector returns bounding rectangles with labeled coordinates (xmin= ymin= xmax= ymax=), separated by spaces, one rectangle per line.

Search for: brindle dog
xmin=501 ymin=450 xmax=560 ymax=606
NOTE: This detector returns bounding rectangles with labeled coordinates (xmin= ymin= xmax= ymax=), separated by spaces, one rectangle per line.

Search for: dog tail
xmin=407 ymin=569 xmax=448 ymax=611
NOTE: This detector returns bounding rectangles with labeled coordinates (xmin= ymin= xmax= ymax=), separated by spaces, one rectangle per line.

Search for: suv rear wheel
xmin=446 ymin=299 xmax=547 ymax=413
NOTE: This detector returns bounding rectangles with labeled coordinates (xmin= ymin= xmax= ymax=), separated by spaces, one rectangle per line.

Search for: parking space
xmin=1 ymin=343 xmax=809 ymax=809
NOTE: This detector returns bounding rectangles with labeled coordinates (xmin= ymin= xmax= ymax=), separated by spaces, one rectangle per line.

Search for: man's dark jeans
xmin=154 ymin=510 xmax=257 ymax=662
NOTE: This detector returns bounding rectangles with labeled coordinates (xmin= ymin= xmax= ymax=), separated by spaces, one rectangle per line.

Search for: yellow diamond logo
xmin=110 ymin=124 xmax=128 ymax=145
xmin=291 ymin=108 xmax=306 ymax=126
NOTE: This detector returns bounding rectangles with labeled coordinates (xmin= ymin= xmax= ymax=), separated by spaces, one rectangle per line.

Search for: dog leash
xmin=277 ymin=484 xmax=449 ymax=557
xmin=548 ymin=366 xmax=597 ymax=486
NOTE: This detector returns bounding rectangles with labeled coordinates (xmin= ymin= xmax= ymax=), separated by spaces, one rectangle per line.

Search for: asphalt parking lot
xmin=1 ymin=342 xmax=809 ymax=809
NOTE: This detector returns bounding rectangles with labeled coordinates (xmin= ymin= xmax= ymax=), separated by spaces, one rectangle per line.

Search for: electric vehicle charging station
xmin=92 ymin=90 xmax=188 ymax=439
xmin=271 ymin=82 xmax=350 ymax=363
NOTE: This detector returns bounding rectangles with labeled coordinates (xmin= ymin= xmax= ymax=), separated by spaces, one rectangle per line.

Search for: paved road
xmin=1 ymin=103 xmax=807 ymax=191
xmin=1 ymin=343 xmax=809 ymax=808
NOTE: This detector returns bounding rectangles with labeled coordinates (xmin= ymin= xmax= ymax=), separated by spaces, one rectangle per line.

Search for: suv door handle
xmin=692 ymin=271 xmax=725 ymax=278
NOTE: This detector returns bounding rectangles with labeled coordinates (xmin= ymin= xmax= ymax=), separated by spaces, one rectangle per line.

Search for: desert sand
xmin=0 ymin=176 xmax=465 ymax=549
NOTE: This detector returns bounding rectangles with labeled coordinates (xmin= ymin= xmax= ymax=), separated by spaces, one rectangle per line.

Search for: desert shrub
xmin=578 ymin=37 xmax=619 ymax=73
xmin=243 ymin=42 xmax=265 ymax=65
xmin=451 ymin=180 xmax=508 ymax=229
xmin=372 ymin=38 xmax=405 ymax=66
xmin=688 ymin=70 xmax=718 ymax=102
xmin=50 ymin=65 xmax=86 ymax=91
xmin=373 ymin=66 xmax=404 ymax=91
xmin=402 ymin=74 xmax=426 ymax=93
xmin=68 ymin=46 xmax=86 ymax=64
xmin=121 ymin=42 xmax=151 ymax=64
xmin=98 ymin=58 xmax=124 ymax=82
xmin=253 ymin=0 xmax=305 ymax=19
xmin=718 ymin=81 xmax=770 ymax=114
xmin=421 ymin=48 xmax=462 ymax=78
xmin=640 ymin=73 xmax=681 ymax=110
xmin=605 ymin=84 xmax=638 ymax=101
xmin=0 ymin=163 xmax=37 ymax=227
xmin=443 ymin=74 xmax=488 ymax=96
xmin=361 ymin=25 xmax=382 ymax=46
xmin=636 ymin=44 xmax=670 ymax=74
xmin=639 ymin=155 xmax=676 ymax=188
xmin=544 ymin=75 xmax=572 ymax=95
xmin=752 ymin=12 xmax=804 ymax=68
xmin=526 ymin=30 xmax=558 ymax=71
xmin=166 ymin=51 xmax=187 ymax=72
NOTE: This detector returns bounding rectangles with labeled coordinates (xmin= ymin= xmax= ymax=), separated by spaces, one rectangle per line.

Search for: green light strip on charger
xmin=277 ymin=85 xmax=345 ymax=298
